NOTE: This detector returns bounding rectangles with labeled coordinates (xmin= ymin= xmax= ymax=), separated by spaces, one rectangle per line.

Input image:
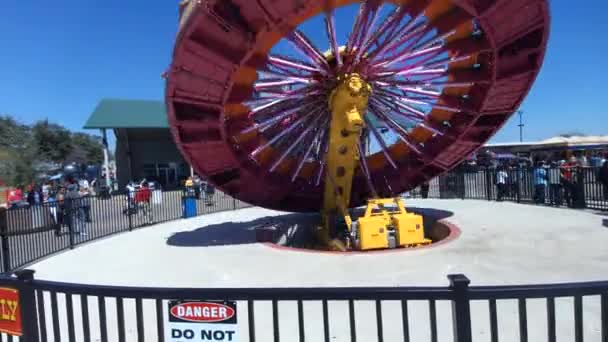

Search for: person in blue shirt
xmin=533 ymin=161 xmax=548 ymax=204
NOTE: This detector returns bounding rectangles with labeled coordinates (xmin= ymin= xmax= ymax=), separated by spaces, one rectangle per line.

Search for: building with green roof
xmin=85 ymin=99 xmax=190 ymax=190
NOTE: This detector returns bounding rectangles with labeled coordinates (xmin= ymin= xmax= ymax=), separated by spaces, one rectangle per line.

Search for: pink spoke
xmin=373 ymin=95 xmax=426 ymax=120
xmin=414 ymin=30 xmax=455 ymax=52
xmin=419 ymin=122 xmax=445 ymax=136
xmin=358 ymin=140 xmax=378 ymax=197
xmin=346 ymin=2 xmax=368 ymax=54
xmin=381 ymin=45 xmax=444 ymax=68
xmin=363 ymin=115 xmax=398 ymax=169
xmin=409 ymin=54 xmax=472 ymax=72
xmin=287 ymin=30 xmax=329 ymax=70
xmin=360 ymin=6 xmax=406 ymax=55
xmin=369 ymin=15 xmax=426 ymax=60
xmin=368 ymin=104 xmax=422 ymax=155
xmin=268 ymin=55 xmax=322 ymax=73
xmin=291 ymin=117 xmax=328 ymax=182
xmin=353 ymin=3 xmax=383 ymax=64
xmin=270 ymin=111 xmax=324 ymax=172
xmin=374 ymin=49 xmax=444 ymax=78
xmin=397 ymin=67 xmax=447 ymax=77
xmin=398 ymin=87 xmax=441 ymax=98
xmin=324 ymin=11 xmax=342 ymax=68
xmin=242 ymin=101 xmax=322 ymax=134
xmin=254 ymin=79 xmax=311 ymax=91
xmin=315 ymin=136 xmax=330 ymax=186
xmin=250 ymin=109 xmax=319 ymax=158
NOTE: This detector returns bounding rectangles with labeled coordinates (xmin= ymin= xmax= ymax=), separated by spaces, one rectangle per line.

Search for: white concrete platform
xmin=28 ymin=200 xmax=608 ymax=342
xmin=31 ymin=199 xmax=608 ymax=287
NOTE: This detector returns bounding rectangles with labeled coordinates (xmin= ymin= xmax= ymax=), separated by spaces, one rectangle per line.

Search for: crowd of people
xmin=493 ymin=157 xmax=608 ymax=207
xmin=5 ymin=177 xmax=97 ymax=235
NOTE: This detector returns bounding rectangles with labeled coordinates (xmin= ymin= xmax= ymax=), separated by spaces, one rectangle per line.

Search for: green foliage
xmin=32 ymin=120 xmax=74 ymax=163
xmin=0 ymin=115 xmax=104 ymax=186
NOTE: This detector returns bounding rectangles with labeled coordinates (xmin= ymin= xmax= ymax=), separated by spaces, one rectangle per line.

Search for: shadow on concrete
xmin=603 ymin=219 xmax=608 ymax=228
xmin=166 ymin=207 xmax=454 ymax=248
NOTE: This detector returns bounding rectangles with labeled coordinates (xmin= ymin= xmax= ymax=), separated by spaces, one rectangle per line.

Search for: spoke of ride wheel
xmin=372 ymin=95 xmax=426 ymax=120
xmin=268 ymin=55 xmax=323 ymax=73
xmin=380 ymin=45 xmax=444 ymax=68
xmin=358 ymin=140 xmax=378 ymax=197
xmin=411 ymin=54 xmax=472 ymax=72
xmin=315 ymin=137 xmax=330 ymax=186
xmin=291 ymin=117 xmax=328 ymax=182
xmin=346 ymin=1 xmax=369 ymax=55
xmin=250 ymin=108 xmax=321 ymax=158
xmin=369 ymin=104 xmax=422 ymax=155
xmin=360 ymin=6 xmax=406 ymax=56
xmin=380 ymin=50 xmax=444 ymax=78
xmin=363 ymin=115 xmax=398 ymax=169
xmin=287 ymin=30 xmax=329 ymax=70
xmin=414 ymin=30 xmax=455 ymax=52
xmin=270 ymin=111 xmax=325 ymax=172
xmin=398 ymin=87 xmax=441 ymax=98
xmin=353 ymin=3 xmax=383 ymax=64
xmin=242 ymin=100 xmax=322 ymax=134
xmin=254 ymin=79 xmax=312 ymax=91
xmin=369 ymin=15 xmax=426 ymax=60
xmin=324 ymin=10 xmax=342 ymax=68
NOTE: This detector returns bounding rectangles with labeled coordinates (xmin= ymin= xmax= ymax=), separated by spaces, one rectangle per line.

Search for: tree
xmin=0 ymin=115 xmax=30 ymax=150
xmin=31 ymin=120 xmax=73 ymax=163
xmin=69 ymin=133 xmax=104 ymax=165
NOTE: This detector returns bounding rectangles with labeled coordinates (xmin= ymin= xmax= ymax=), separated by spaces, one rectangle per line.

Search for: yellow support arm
xmin=320 ymin=73 xmax=372 ymax=248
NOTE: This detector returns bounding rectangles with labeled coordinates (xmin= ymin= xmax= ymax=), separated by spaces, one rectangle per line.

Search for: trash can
xmin=182 ymin=189 xmax=197 ymax=218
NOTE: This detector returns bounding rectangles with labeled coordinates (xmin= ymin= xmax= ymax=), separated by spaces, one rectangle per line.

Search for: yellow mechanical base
xmin=318 ymin=73 xmax=431 ymax=251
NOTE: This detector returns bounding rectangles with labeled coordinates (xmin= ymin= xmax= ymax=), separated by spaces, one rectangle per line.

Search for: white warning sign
xmin=167 ymin=300 xmax=238 ymax=342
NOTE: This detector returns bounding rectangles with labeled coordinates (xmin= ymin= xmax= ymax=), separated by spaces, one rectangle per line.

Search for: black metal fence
xmin=1 ymin=270 xmax=607 ymax=342
xmin=418 ymin=166 xmax=608 ymax=211
xmin=0 ymin=189 xmax=252 ymax=273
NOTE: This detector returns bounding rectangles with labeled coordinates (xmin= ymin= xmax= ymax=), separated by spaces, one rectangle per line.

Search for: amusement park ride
xmin=165 ymin=0 xmax=550 ymax=250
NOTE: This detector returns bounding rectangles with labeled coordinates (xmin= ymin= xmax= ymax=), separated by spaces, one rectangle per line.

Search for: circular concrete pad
xmin=29 ymin=200 xmax=608 ymax=342
xmin=31 ymin=199 xmax=608 ymax=287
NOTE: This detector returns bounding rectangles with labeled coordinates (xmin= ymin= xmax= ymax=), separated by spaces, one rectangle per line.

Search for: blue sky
xmin=1 ymin=0 xmax=606 ymax=144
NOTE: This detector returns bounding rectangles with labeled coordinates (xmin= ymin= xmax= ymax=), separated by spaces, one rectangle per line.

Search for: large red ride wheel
xmin=166 ymin=0 xmax=550 ymax=212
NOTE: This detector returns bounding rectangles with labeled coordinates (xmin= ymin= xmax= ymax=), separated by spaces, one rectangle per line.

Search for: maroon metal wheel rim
xmin=166 ymin=0 xmax=550 ymax=212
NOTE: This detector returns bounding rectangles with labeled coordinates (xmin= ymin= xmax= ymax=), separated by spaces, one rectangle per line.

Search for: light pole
xmin=517 ymin=110 xmax=524 ymax=142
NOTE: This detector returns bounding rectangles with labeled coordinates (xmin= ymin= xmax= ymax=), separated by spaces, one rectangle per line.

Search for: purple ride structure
xmin=165 ymin=0 xmax=549 ymax=212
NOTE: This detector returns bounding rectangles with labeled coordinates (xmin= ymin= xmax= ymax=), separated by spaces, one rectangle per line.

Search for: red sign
xmin=0 ymin=287 xmax=21 ymax=336
xmin=170 ymin=302 xmax=235 ymax=323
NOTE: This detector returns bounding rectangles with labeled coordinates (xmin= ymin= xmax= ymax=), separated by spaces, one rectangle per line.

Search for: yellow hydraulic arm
xmin=320 ymin=73 xmax=371 ymax=249
xmin=320 ymin=73 xmax=431 ymax=251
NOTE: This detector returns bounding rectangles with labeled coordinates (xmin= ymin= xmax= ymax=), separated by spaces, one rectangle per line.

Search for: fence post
xmin=0 ymin=208 xmax=11 ymax=272
xmin=66 ymin=199 xmax=75 ymax=249
xmin=485 ymin=168 xmax=492 ymax=201
xmin=233 ymin=198 xmax=237 ymax=210
xmin=448 ymin=274 xmax=472 ymax=342
xmin=15 ymin=269 xmax=40 ymax=342
xmin=128 ymin=192 xmax=134 ymax=231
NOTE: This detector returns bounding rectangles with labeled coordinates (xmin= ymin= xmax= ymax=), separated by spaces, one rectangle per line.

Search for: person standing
xmin=547 ymin=162 xmax=562 ymax=206
xmin=533 ymin=162 xmax=548 ymax=204
xmin=420 ymin=181 xmax=430 ymax=199
xmin=64 ymin=184 xmax=83 ymax=235
xmin=561 ymin=160 xmax=575 ymax=207
xmin=496 ymin=167 xmax=508 ymax=201
xmin=599 ymin=160 xmax=608 ymax=201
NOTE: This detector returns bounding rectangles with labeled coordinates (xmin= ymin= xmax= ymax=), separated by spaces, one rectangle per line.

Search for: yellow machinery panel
xmin=357 ymin=216 xmax=390 ymax=250
xmin=354 ymin=198 xmax=431 ymax=250
xmin=393 ymin=213 xmax=427 ymax=247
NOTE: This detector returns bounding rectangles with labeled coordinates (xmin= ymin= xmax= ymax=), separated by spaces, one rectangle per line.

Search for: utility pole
xmin=517 ymin=110 xmax=524 ymax=142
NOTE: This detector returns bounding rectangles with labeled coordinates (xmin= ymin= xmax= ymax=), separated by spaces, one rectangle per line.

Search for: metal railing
xmin=415 ymin=166 xmax=608 ymax=211
xmin=0 ymin=189 xmax=252 ymax=273
xmin=1 ymin=270 xmax=607 ymax=342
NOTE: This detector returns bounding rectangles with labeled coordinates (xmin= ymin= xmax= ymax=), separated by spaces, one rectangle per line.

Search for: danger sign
xmin=167 ymin=300 xmax=238 ymax=342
